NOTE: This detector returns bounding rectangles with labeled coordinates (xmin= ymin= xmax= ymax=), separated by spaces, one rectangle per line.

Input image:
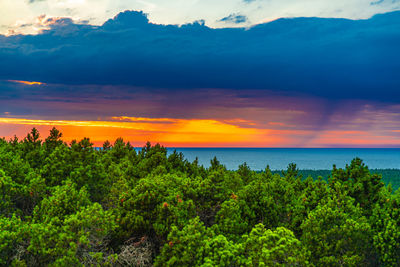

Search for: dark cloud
xmin=219 ymin=13 xmax=248 ymax=24
xmin=1 ymin=10 xmax=400 ymax=103
xmin=28 ymin=0 xmax=46 ymax=3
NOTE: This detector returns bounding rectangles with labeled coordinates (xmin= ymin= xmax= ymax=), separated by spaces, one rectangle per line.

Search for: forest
xmin=271 ymin=169 xmax=400 ymax=190
xmin=1 ymin=128 xmax=400 ymax=266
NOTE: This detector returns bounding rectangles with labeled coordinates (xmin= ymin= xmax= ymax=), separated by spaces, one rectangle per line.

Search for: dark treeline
xmin=271 ymin=169 xmax=400 ymax=190
xmin=1 ymin=128 xmax=400 ymax=266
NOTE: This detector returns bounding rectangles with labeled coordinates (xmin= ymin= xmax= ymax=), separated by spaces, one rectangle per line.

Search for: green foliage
xmin=242 ymin=224 xmax=309 ymax=266
xmin=290 ymin=176 xmax=329 ymax=235
xmin=118 ymin=173 xmax=196 ymax=241
xmin=28 ymin=203 xmax=117 ymax=266
xmin=155 ymin=217 xmax=243 ymax=267
xmin=330 ymin=158 xmax=385 ymax=215
xmin=273 ymin=168 xmax=400 ymax=190
xmin=301 ymin=183 xmax=374 ymax=266
xmin=370 ymin=188 xmax=400 ymax=266
xmin=0 ymin=128 xmax=399 ymax=266
xmin=154 ymin=217 xmax=212 ymax=266
xmin=215 ymin=198 xmax=249 ymax=242
xmin=0 ymin=215 xmax=29 ymax=266
xmin=44 ymin=127 xmax=64 ymax=153
xmin=32 ymin=181 xmax=91 ymax=224
xmin=0 ymin=170 xmax=18 ymax=216
xmin=217 ymin=172 xmax=298 ymax=237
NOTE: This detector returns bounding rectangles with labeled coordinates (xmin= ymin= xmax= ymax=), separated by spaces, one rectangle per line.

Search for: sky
xmin=1 ymin=0 xmax=400 ymax=147
xmin=2 ymin=0 xmax=400 ymax=35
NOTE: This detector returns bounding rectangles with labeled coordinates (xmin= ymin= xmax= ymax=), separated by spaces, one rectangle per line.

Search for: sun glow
xmin=1 ymin=115 xmax=397 ymax=147
xmin=0 ymin=116 xmax=284 ymax=147
xmin=8 ymin=80 xmax=45 ymax=86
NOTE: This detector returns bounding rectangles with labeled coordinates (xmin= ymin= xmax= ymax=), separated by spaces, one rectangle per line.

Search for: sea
xmin=163 ymin=148 xmax=400 ymax=171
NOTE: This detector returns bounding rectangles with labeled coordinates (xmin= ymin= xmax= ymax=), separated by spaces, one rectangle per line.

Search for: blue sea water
xmin=164 ymin=148 xmax=400 ymax=171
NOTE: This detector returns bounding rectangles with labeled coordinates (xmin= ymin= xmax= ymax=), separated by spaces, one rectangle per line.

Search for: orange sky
xmin=2 ymin=81 xmax=400 ymax=147
xmin=1 ymin=116 xmax=400 ymax=147
xmin=0 ymin=116 xmax=281 ymax=147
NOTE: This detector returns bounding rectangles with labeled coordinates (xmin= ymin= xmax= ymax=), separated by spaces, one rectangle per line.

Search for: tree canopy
xmin=0 ymin=128 xmax=399 ymax=266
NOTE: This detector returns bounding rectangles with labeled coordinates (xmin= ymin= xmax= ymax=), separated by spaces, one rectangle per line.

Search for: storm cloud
xmin=1 ymin=10 xmax=400 ymax=102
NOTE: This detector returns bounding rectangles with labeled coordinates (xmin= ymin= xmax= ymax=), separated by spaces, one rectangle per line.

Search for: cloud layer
xmin=1 ymin=10 xmax=400 ymax=101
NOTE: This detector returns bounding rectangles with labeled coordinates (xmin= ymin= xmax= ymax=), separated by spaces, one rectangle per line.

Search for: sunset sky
xmin=1 ymin=1 xmax=400 ymax=147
